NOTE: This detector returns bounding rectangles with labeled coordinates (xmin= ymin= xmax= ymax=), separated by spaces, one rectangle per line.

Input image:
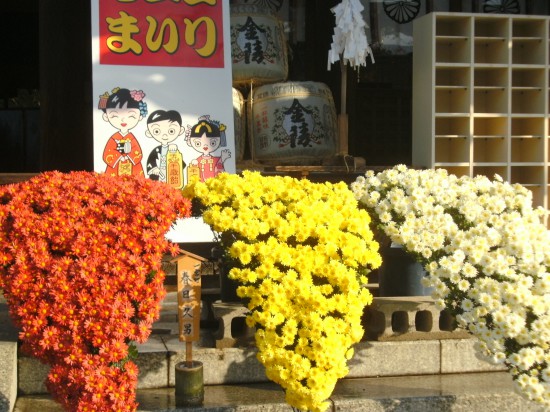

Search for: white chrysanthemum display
xmin=351 ymin=165 xmax=550 ymax=407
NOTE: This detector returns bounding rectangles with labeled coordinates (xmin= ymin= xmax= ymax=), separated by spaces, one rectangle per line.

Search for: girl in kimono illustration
xmin=98 ymin=88 xmax=147 ymax=177
xmin=185 ymin=115 xmax=231 ymax=182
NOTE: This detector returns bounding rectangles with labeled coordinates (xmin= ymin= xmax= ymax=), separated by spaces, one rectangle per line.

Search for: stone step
xmin=17 ymin=337 xmax=506 ymax=395
xmin=13 ymin=372 xmax=545 ymax=412
xmin=0 ymin=296 xmax=19 ymax=412
xmin=0 ymin=342 xmax=17 ymax=412
xmin=4 ymin=290 xmax=530 ymax=412
xmin=16 ymin=292 xmax=506 ymax=395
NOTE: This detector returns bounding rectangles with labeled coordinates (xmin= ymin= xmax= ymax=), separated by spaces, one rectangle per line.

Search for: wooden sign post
xmin=174 ymin=250 xmax=206 ymax=366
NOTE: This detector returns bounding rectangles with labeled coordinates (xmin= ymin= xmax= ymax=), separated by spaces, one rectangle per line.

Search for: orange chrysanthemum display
xmin=0 ymin=171 xmax=190 ymax=412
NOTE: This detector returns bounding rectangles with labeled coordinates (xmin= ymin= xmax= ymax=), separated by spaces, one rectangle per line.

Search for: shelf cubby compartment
xmin=436 ymin=16 xmax=471 ymax=37
xmin=511 ymin=165 xmax=545 ymax=185
xmin=414 ymin=13 xmax=550 ymax=219
xmin=435 ymin=88 xmax=469 ymax=114
xmin=512 ymin=67 xmax=545 ymax=88
xmin=436 ymin=66 xmax=470 ymax=86
xmin=511 ymin=117 xmax=544 ymax=138
xmin=474 ymin=17 xmax=508 ymax=38
xmin=527 ymin=185 xmax=544 ymax=209
xmin=512 ymin=39 xmax=546 ymax=65
xmin=473 ymin=165 xmax=508 ymax=181
xmin=436 ymin=37 xmax=470 ymax=64
xmin=435 ymin=116 xmax=469 ymax=137
xmin=475 ymin=38 xmax=508 ymax=64
xmin=438 ymin=165 xmax=470 ymax=178
xmin=511 ymin=137 xmax=544 ymax=162
xmin=474 ymin=67 xmax=507 ymax=87
xmin=473 ymin=116 xmax=507 ymax=138
xmin=473 ymin=137 xmax=507 ymax=163
xmin=474 ymin=89 xmax=507 ymax=114
xmin=512 ymin=18 xmax=546 ymax=39
xmin=435 ymin=137 xmax=469 ymax=163
xmin=511 ymin=166 xmax=545 ymax=207
xmin=511 ymin=89 xmax=544 ymax=114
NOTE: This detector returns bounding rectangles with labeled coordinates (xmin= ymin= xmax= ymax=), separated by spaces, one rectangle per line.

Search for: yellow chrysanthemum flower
xmin=183 ymin=171 xmax=381 ymax=412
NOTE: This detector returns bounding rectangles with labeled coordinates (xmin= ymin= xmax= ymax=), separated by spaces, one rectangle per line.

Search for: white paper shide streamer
xmin=327 ymin=0 xmax=374 ymax=70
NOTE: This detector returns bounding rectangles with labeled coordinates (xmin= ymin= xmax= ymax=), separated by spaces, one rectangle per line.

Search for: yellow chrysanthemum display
xmin=183 ymin=171 xmax=381 ymax=412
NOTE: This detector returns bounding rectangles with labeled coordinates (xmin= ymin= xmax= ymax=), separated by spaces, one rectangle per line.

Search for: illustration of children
xmin=98 ymin=88 xmax=147 ymax=177
xmin=185 ymin=115 xmax=231 ymax=182
xmin=145 ymin=109 xmax=186 ymax=189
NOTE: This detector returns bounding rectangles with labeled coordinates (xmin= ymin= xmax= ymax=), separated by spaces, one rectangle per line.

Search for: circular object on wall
xmin=383 ymin=0 xmax=421 ymax=24
xmin=483 ymin=0 xmax=520 ymax=14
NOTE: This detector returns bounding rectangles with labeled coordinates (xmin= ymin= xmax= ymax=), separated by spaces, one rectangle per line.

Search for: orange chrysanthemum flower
xmin=0 ymin=171 xmax=191 ymax=411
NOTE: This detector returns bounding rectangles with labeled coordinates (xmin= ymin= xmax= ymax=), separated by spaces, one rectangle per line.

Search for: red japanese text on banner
xmin=99 ymin=0 xmax=224 ymax=67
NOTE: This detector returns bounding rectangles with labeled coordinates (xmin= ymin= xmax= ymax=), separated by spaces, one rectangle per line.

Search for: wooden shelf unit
xmin=413 ymin=12 xmax=550 ymax=217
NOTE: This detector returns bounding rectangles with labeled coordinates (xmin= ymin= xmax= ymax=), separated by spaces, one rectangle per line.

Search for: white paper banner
xmin=91 ymin=0 xmax=235 ymax=242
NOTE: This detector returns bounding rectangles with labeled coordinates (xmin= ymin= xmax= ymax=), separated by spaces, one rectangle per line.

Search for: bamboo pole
xmin=186 ymin=341 xmax=193 ymax=367
xmin=338 ymin=59 xmax=349 ymax=155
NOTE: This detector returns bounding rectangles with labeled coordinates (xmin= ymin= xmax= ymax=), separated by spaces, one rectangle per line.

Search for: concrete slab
xmin=364 ymin=297 xmax=470 ymax=341
xmin=348 ymin=340 xmax=441 ymax=377
xmin=18 ymin=336 xmax=515 ymax=394
xmin=441 ymin=339 xmax=506 ymax=374
xmin=137 ymin=335 xmax=168 ymax=353
xmin=0 ymin=342 xmax=17 ymax=412
xmin=168 ymin=347 xmax=268 ymax=386
xmin=17 ymin=356 xmax=49 ymax=396
xmin=0 ymin=294 xmax=18 ymax=412
xmin=0 ymin=300 xmax=18 ymax=342
xmin=136 ymin=351 xmax=170 ymax=390
xmin=162 ymin=331 xmax=217 ymax=352
xmin=7 ymin=290 xmax=516 ymax=403
xmin=332 ymin=372 xmax=545 ymax=412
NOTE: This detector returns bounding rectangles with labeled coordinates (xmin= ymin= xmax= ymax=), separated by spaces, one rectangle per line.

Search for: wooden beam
xmin=0 ymin=173 xmax=38 ymax=185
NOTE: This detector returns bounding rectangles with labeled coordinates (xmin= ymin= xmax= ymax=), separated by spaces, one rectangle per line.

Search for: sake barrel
xmin=230 ymin=4 xmax=288 ymax=87
xmin=232 ymin=87 xmax=246 ymax=161
xmin=249 ymin=81 xmax=338 ymax=165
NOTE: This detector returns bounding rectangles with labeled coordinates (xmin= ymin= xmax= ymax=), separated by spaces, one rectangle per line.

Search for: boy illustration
xmin=145 ymin=109 xmax=186 ymax=188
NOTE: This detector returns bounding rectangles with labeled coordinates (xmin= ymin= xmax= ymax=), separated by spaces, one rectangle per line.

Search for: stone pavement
xmin=13 ymin=372 xmax=546 ymax=411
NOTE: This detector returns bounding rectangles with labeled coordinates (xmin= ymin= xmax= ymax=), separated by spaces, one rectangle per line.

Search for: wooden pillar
xmin=39 ymin=0 xmax=93 ymax=172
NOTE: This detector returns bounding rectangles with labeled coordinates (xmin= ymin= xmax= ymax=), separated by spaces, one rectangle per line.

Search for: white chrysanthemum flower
xmin=461 ymin=262 xmax=477 ymax=278
xmin=457 ymin=279 xmax=470 ymax=292
xmin=449 ymin=273 xmax=461 ymax=284
xmin=490 ymin=351 xmax=506 ymax=364
xmin=434 ymin=299 xmax=446 ymax=311
xmin=461 ymin=299 xmax=474 ymax=311
xmin=353 ymin=165 xmax=550 ymax=408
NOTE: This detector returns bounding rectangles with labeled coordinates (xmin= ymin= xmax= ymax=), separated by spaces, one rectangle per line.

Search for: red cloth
xmin=103 ymin=132 xmax=144 ymax=177
xmin=196 ymin=155 xmax=225 ymax=181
